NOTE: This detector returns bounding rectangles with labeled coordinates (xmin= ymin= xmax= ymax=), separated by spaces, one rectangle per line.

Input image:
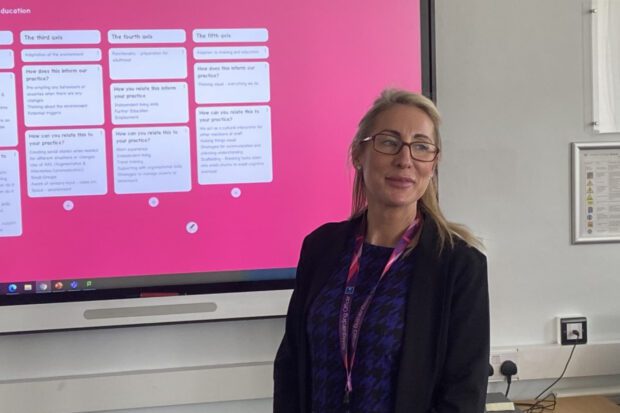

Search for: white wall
xmin=2 ymin=1 xmax=620 ymax=411
xmin=0 ymin=318 xmax=284 ymax=412
xmin=435 ymin=0 xmax=620 ymax=400
xmin=436 ymin=0 xmax=620 ymax=345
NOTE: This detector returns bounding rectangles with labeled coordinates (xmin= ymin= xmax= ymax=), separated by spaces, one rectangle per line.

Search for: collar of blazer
xmin=301 ymin=212 xmax=443 ymax=315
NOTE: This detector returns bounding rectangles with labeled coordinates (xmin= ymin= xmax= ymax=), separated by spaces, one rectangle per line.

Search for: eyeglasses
xmin=361 ymin=133 xmax=439 ymax=162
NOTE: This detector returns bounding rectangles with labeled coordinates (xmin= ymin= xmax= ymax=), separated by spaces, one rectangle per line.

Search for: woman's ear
xmin=352 ymin=155 xmax=361 ymax=170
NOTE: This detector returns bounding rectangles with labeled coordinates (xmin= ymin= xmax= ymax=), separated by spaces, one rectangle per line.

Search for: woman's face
xmin=356 ymin=104 xmax=437 ymax=215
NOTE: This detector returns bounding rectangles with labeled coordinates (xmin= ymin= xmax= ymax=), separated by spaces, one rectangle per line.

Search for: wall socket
xmin=489 ymin=349 xmax=519 ymax=382
xmin=557 ymin=316 xmax=587 ymax=345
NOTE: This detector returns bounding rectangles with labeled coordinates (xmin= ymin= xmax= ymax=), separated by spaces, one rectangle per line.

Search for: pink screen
xmin=0 ymin=0 xmax=422 ymax=284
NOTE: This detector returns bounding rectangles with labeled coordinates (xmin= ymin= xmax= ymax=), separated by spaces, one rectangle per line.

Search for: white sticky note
xmin=20 ymin=30 xmax=101 ymax=45
xmin=194 ymin=62 xmax=270 ymax=104
xmin=109 ymin=47 xmax=187 ymax=80
xmin=25 ymin=128 xmax=107 ymax=197
xmin=196 ymin=105 xmax=272 ymax=185
xmin=0 ymin=49 xmax=15 ymax=69
xmin=21 ymin=48 xmax=102 ymax=63
xmin=193 ymin=28 xmax=268 ymax=43
xmin=22 ymin=64 xmax=104 ymax=127
xmin=0 ymin=31 xmax=13 ymax=45
xmin=193 ymin=46 xmax=269 ymax=60
xmin=113 ymin=126 xmax=191 ymax=194
xmin=0 ymin=73 xmax=18 ymax=147
xmin=108 ymin=29 xmax=186 ymax=44
xmin=111 ymin=82 xmax=189 ymax=125
xmin=0 ymin=150 xmax=22 ymax=237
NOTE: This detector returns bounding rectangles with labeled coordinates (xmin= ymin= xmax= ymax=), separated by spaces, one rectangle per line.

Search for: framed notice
xmin=572 ymin=142 xmax=620 ymax=243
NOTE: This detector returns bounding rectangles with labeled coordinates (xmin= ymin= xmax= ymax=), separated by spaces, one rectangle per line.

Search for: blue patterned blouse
xmin=307 ymin=240 xmax=415 ymax=413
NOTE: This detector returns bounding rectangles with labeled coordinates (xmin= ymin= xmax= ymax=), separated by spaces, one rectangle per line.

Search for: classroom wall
xmin=436 ymin=0 xmax=620 ymax=345
xmin=1 ymin=1 xmax=619 ymax=411
xmin=0 ymin=319 xmax=284 ymax=412
xmin=435 ymin=0 xmax=620 ymax=399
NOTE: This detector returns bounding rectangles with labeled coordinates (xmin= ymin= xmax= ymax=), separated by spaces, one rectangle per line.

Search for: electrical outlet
xmin=557 ymin=316 xmax=587 ymax=345
xmin=489 ymin=349 xmax=519 ymax=382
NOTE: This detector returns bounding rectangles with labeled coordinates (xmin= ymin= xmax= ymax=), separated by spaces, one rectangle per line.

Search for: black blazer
xmin=274 ymin=215 xmax=489 ymax=413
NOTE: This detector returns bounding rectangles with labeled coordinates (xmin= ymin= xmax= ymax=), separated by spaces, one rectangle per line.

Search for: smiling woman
xmin=354 ymin=103 xmax=436 ymax=247
xmin=274 ymin=88 xmax=490 ymax=413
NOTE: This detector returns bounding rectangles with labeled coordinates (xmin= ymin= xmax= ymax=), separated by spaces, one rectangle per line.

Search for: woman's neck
xmin=365 ymin=204 xmax=418 ymax=248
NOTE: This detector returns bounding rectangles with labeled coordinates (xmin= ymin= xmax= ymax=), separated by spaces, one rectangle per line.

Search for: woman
xmin=274 ymin=89 xmax=489 ymax=413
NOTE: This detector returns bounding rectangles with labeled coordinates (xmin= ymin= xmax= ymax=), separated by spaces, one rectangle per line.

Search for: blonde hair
xmin=349 ymin=88 xmax=483 ymax=252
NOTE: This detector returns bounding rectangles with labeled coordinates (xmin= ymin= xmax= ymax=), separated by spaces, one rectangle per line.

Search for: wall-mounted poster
xmin=572 ymin=142 xmax=620 ymax=243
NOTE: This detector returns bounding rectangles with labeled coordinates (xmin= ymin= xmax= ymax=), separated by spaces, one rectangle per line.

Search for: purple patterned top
xmin=307 ymin=241 xmax=415 ymax=413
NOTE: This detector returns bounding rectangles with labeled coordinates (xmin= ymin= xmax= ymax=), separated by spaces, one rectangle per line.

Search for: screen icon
xmin=8 ymin=284 xmax=18 ymax=293
xmin=23 ymin=283 xmax=34 ymax=293
xmin=85 ymin=280 xmax=93 ymax=288
xmin=37 ymin=281 xmax=50 ymax=292
xmin=70 ymin=281 xmax=79 ymax=289
xmin=53 ymin=281 xmax=64 ymax=290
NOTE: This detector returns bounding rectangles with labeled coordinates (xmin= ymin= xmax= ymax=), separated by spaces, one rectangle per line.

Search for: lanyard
xmin=338 ymin=212 xmax=422 ymax=406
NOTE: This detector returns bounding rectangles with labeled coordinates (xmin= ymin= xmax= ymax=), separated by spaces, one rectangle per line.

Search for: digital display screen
xmin=0 ymin=0 xmax=426 ymax=303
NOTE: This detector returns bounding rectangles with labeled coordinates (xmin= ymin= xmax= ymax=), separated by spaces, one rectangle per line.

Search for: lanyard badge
xmin=338 ymin=212 xmax=422 ymax=406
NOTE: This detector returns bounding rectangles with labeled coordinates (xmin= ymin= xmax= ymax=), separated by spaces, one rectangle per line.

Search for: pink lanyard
xmin=338 ymin=212 xmax=422 ymax=406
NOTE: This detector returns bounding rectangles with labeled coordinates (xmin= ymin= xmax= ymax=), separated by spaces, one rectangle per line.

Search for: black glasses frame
xmin=361 ymin=134 xmax=439 ymax=162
